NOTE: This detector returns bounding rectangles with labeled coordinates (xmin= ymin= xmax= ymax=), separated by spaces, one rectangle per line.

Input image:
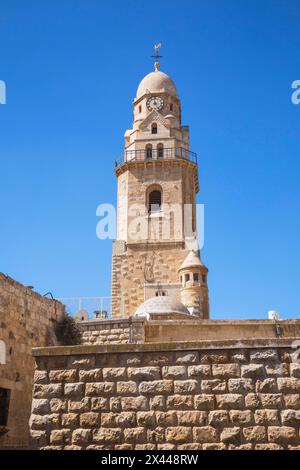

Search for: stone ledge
xmin=32 ymin=337 xmax=299 ymax=357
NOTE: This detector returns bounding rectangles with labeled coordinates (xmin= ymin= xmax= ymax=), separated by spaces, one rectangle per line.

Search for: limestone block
xmin=177 ymin=410 xmax=206 ymax=426
xmin=127 ymin=367 xmax=160 ymax=380
xmin=254 ymin=410 xmax=279 ymax=425
xmin=201 ymin=380 xmax=226 ymax=393
xmin=50 ymin=398 xmax=68 ymax=413
xmin=277 ymin=378 xmax=300 ymax=393
xmin=30 ymin=413 xmax=60 ymax=431
xmin=178 ymin=443 xmax=202 ymax=450
xmin=166 ymin=426 xmax=192 ymax=444
xmin=147 ymin=427 xmax=165 ymax=444
xmin=116 ymin=412 xmax=136 ymax=427
xmin=61 ymin=413 xmax=78 ymax=428
xmin=208 ymin=410 xmax=229 ymax=427
xmin=290 ymin=364 xmax=300 ymax=378
xmin=103 ymin=367 xmax=127 ymax=380
xmin=121 ymin=396 xmax=148 ymax=411
xmin=50 ymin=429 xmax=71 ymax=445
xmin=137 ymin=411 xmax=156 ymax=427
xmin=33 ymin=384 xmax=63 ymax=399
xmin=49 ymin=369 xmax=78 ymax=383
xmin=265 ymin=363 xmax=289 ymax=377
xmin=86 ymin=382 xmax=115 ymax=396
xmin=259 ymin=394 xmax=283 ymax=408
xmin=245 ymin=393 xmax=260 ymax=409
xmin=202 ymin=443 xmax=226 ymax=450
xmin=188 ymin=365 xmax=211 ymax=378
xmin=229 ymin=410 xmax=253 ymax=425
xmin=117 ymin=381 xmax=137 ymax=395
xmin=162 ymin=366 xmax=187 ymax=379
xmin=216 ymin=394 xmax=244 ymax=410
xmin=194 ymin=394 xmax=215 ymax=410
xmin=64 ymin=383 xmax=84 ymax=397
xmin=250 ymin=349 xmax=278 ymax=362
xmin=255 ymin=444 xmax=284 ymax=450
xmin=175 ymin=352 xmax=198 ymax=364
xmin=92 ymin=428 xmax=122 ymax=445
xmin=243 ymin=426 xmax=266 ymax=442
xmin=174 ymin=380 xmax=198 ymax=394
xmin=212 ymin=364 xmax=240 ymax=379
xmin=139 ymin=380 xmax=173 ymax=395
xmin=80 ymin=412 xmax=100 ymax=427
xmin=79 ymin=369 xmax=102 ymax=382
xmin=124 ymin=427 xmax=147 ymax=444
xmin=256 ymin=378 xmax=277 ymax=393
xmin=283 ymin=394 xmax=300 ymax=409
xmin=34 ymin=370 xmax=48 ymax=384
xmin=72 ymin=429 xmax=91 ymax=446
xmin=90 ymin=397 xmax=109 ymax=411
xmin=268 ymin=426 xmax=298 ymax=445
xmin=220 ymin=427 xmax=241 ymax=444
xmin=241 ymin=364 xmax=265 ymax=378
xmin=193 ymin=426 xmax=218 ymax=443
xmin=228 ymin=378 xmax=253 ymax=393
xmin=281 ymin=409 xmax=300 ymax=426
xmin=150 ymin=395 xmax=165 ymax=410
xmin=68 ymin=398 xmax=90 ymax=413
xmin=200 ymin=352 xmax=228 ymax=364
xmin=31 ymin=399 xmax=50 ymax=415
xmin=156 ymin=411 xmax=178 ymax=426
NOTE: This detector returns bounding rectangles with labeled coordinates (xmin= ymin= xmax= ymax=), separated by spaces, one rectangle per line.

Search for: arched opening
xmin=151 ymin=123 xmax=158 ymax=134
xmin=146 ymin=144 xmax=152 ymax=159
xmin=149 ymin=189 xmax=162 ymax=213
xmin=157 ymin=143 xmax=164 ymax=159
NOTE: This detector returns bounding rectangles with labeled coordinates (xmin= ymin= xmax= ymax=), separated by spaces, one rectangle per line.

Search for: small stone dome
xmin=136 ymin=70 xmax=178 ymax=99
xmin=134 ymin=295 xmax=190 ymax=319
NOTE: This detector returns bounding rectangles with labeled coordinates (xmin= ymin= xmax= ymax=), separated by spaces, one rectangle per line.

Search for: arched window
xmin=155 ymin=290 xmax=167 ymax=297
xmin=170 ymin=103 xmax=173 ymax=112
xmin=146 ymin=144 xmax=152 ymax=159
xmin=139 ymin=105 xmax=142 ymax=113
xmin=149 ymin=189 xmax=161 ymax=213
xmin=157 ymin=143 xmax=164 ymax=159
xmin=151 ymin=123 xmax=158 ymax=134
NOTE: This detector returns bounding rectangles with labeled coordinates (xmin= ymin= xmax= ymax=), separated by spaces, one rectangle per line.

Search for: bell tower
xmin=111 ymin=47 xmax=209 ymax=318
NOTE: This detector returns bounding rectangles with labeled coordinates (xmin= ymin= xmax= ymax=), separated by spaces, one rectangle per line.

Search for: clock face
xmin=146 ymin=96 xmax=164 ymax=111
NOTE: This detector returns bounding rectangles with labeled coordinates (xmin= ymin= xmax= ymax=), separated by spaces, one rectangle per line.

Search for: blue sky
xmin=0 ymin=0 xmax=299 ymax=319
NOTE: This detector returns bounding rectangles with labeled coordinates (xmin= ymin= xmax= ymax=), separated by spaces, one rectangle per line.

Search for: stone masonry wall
xmin=0 ymin=273 xmax=65 ymax=448
xmin=30 ymin=340 xmax=300 ymax=450
xmin=79 ymin=318 xmax=145 ymax=345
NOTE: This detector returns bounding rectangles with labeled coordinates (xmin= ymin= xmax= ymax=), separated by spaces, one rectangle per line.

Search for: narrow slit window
xmin=146 ymin=144 xmax=152 ymax=159
xmin=151 ymin=123 xmax=158 ymax=134
xmin=0 ymin=388 xmax=10 ymax=426
xmin=157 ymin=144 xmax=164 ymax=159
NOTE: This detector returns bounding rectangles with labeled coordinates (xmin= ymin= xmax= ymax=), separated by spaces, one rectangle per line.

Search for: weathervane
xmin=152 ymin=43 xmax=162 ymax=71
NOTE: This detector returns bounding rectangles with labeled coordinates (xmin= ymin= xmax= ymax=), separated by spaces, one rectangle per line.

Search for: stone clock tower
xmin=111 ymin=51 xmax=209 ymax=319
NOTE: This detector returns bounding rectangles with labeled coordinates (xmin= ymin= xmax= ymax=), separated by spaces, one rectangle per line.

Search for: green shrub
xmin=55 ymin=313 xmax=82 ymax=345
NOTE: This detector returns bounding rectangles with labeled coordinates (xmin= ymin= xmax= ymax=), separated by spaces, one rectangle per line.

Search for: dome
xmin=179 ymin=250 xmax=207 ymax=271
xmin=134 ymin=295 xmax=190 ymax=318
xmin=136 ymin=70 xmax=178 ymax=99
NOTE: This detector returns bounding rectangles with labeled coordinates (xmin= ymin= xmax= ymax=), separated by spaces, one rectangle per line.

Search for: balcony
xmin=115 ymin=147 xmax=197 ymax=168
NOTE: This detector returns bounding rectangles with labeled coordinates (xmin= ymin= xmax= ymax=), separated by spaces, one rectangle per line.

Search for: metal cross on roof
xmin=151 ymin=43 xmax=162 ymax=71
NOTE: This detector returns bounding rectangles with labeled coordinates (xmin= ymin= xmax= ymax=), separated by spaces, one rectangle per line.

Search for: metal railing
xmin=59 ymin=296 xmax=110 ymax=320
xmin=115 ymin=147 xmax=197 ymax=167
